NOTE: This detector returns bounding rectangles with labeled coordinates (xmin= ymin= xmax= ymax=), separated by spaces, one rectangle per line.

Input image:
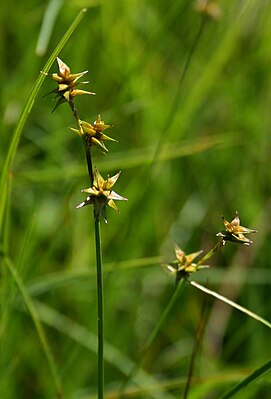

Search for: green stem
xmin=2 ymin=254 xmax=63 ymax=398
xmin=94 ymin=216 xmax=104 ymax=399
xmin=85 ymin=144 xmax=94 ymax=186
xmin=190 ymin=280 xmax=271 ymax=329
xmin=219 ymin=359 xmax=271 ymax=399
xmin=183 ymin=297 xmax=207 ymax=399
xmin=119 ymin=279 xmax=186 ymax=395
xmin=69 ymin=99 xmax=94 ymax=185
xmin=141 ymin=278 xmax=185 ymax=357
xmin=197 ymin=239 xmax=224 ymax=266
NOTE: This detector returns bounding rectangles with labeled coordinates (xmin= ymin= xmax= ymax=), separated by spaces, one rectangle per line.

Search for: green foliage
xmin=1 ymin=0 xmax=271 ymax=398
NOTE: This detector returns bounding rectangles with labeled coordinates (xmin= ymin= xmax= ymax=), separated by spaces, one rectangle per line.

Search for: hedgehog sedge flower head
xmin=162 ymin=243 xmax=209 ymax=282
xmin=216 ymin=211 xmax=257 ymax=245
xmin=44 ymin=58 xmax=95 ymax=111
xmin=70 ymin=115 xmax=116 ymax=153
xmin=76 ymin=168 xmax=127 ymax=223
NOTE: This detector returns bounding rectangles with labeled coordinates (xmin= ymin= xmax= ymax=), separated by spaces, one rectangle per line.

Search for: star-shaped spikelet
xmin=216 ymin=211 xmax=257 ymax=245
xmin=76 ymin=168 xmax=127 ymax=223
xmin=70 ymin=115 xmax=116 ymax=153
xmin=162 ymin=243 xmax=209 ymax=282
xmin=42 ymin=58 xmax=95 ymax=111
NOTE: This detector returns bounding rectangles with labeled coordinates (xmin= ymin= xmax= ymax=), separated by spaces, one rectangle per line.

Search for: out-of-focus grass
xmin=1 ymin=0 xmax=271 ymax=398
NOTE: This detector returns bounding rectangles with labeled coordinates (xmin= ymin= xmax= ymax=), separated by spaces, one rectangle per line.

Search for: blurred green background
xmin=1 ymin=0 xmax=271 ymax=398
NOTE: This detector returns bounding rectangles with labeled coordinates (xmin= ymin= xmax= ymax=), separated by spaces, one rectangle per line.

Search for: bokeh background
xmin=1 ymin=0 xmax=271 ymax=398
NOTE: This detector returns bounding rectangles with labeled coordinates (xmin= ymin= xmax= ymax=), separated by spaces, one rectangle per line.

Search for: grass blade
xmin=190 ymin=280 xmax=271 ymax=329
xmin=0 ymin=8 xmax=87 ymax=242
xmin=219 ymin=359 xmax=271 ymax=399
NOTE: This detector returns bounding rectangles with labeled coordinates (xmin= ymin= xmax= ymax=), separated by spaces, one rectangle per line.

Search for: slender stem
xmin=69 ymin=98 xmax=94 ymax=185
xmin=2 ymin=253 xmax=63 ymax=398
xmin=197 ymin=239 xmax=224 ymax=266
xmin=68 ymin=97 xmax=81 ymax=123
xmin=119 ymin=279 xmax=186 ymax=396
xmin=94 ymin=215 xmax=104 ymax=399
xmin=69 ymin=83 xmax=102 ymax=398
xmin=219 ymin=358 xmax=271 ymax=399
xmin=141 ymin=278 xmax=185 ymax=358
xmin=183 ymin=294 xmax=207 ymax=399
xmin=85 ymin=144 xmax=94 ymax=186
xmin=190 ymin=280 xmax=271 ymax=329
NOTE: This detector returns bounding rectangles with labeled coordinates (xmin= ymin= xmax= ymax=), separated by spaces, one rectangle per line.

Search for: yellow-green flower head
xmin=162 ymin=243 xmax=209 ymax=282
xmin=70 ymin=115 xmax=117 ymax=153
xmin=76 ymin=168 xmax=127 ymax=223
xmin=216 ymin=211 xmax=257 ymax=245
xmin=43 ymin=58 xmax=95 ymax=111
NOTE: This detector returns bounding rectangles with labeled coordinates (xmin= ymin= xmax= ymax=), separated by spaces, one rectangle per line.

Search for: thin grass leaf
xmin=219 ymin=359 xmax=271 ymax=399
xmin=190 ymin=280 xmax=271 ymax=329
xmin=0 ymin=8 xmax=87 ymax=242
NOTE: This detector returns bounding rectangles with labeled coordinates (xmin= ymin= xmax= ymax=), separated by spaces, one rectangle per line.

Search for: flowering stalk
xmin=159 ymin=212 xmax=267 ymax=398
xmin=94 ymin=216 xmax=104 ymax=399
xmin=163 ymin=211 xmax=257 ymax=285
xmin=46 ymin=58 xmax=127 ymax=399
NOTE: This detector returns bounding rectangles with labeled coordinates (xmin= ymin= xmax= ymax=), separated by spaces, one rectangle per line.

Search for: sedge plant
xmin=162 ymin=211 xmax=271 ymax=397
xmin=2 ymin=3 xmax=271 ymax=398
xmin=119 ymin=211 xmax=271 ymax=397
xmin=43 ymin=57 xmax=127 ymax=399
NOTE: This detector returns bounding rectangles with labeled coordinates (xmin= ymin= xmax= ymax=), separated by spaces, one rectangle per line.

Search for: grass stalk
xmin=68 ymin=64 xmax=103 ymax=397
xmin=141 ymin=278 xmax=186 ymax=357
xmin=80 ymin=118 xmax=103 ymax=397
xmin=183 ymin=296 xmax=207 ymax=399
xmin=197 ymin=239 xmax=224 ymax=266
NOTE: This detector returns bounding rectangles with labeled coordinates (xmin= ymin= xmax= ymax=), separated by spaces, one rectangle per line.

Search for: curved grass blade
xmin=0 ymin=8 xmax=87 ymax=242
xmin=190 ymin=281 xmax=271 ymax=329
xmin=3 ymin=255 xmax=63 ymax=398
xmin=219 ymin=359 xmax=271 ymax=399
